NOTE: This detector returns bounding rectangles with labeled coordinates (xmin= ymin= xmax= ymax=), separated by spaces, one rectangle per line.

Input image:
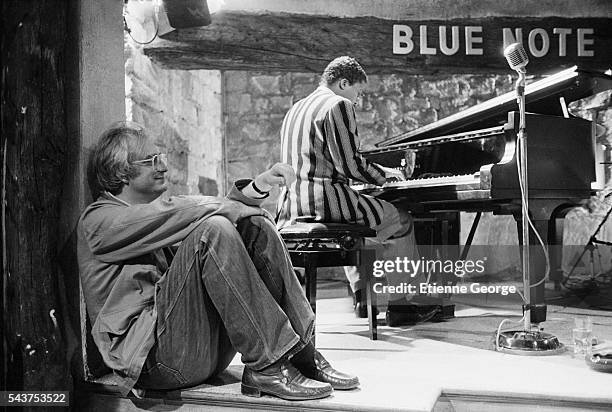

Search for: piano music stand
xmin=496 ymin=67 xmax=564 ymax=355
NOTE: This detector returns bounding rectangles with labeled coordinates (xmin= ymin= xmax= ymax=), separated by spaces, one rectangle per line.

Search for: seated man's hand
xmin=254 ymin=163 xmax=296 ymax=191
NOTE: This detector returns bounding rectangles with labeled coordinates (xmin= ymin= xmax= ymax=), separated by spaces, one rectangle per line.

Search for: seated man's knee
xmin=237 ymin=215 xmax=275 ymax=233
xmin=193 ymin=215 xmax=238 ymax=239
xmin=239 ymin=215 xmax=268 ymax=225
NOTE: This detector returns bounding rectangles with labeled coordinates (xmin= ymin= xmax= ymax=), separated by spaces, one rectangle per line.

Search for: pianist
xmin=276 ymin=56 xmax=440 ymax=325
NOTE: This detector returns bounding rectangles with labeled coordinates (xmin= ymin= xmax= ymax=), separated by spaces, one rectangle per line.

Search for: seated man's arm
xmin=237 ymin=163 xmax=296 ymax=200
xmin=81 ymin=196 xmax=227 ymax=262
xmin=83 ymin=164 xmax=295 ymax=263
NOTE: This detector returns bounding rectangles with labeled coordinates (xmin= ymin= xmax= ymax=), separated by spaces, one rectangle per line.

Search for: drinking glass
xmin=572 ymin=317 xmax=592 ymax=356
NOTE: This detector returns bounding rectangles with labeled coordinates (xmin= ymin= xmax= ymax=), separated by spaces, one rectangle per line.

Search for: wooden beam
xmin=145 ymin=11 xmax=612 ymax=74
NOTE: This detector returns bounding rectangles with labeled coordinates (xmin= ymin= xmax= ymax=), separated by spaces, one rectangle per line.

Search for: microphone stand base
xmin=496 ymin=330 xmax=565 ymax=356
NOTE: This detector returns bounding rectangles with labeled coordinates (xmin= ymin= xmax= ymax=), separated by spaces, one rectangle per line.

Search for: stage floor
xmin=84 ymin=280 xmax=612 ymax=411
xmin=222 ymin=280 xmax=612 ymax=411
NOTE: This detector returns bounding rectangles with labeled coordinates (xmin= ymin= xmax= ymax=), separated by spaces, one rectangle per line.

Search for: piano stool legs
xmin=288 ymin=244 xmax=379 ymax=343
xmin=303 ymin=255 xmax=318 ymax=316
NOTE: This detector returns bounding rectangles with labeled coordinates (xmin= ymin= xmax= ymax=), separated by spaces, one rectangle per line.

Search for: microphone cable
xmin=514 ymin=128 xmax=551 ymax=303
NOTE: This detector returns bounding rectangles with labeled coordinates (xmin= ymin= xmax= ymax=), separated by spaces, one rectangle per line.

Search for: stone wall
xmin=125 ymin=39 xmax=224 ymax=197
xmin=223 ymin=72 xmax=307 ymax=211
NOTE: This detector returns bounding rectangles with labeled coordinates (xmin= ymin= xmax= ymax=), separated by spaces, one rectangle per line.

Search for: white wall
xmin=220 ymin=0 xmax=612 ymax=18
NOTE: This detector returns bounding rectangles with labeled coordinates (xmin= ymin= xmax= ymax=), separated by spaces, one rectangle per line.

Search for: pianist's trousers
xmin=137 ymin=216 xmax=315 ymax=390
xmin=345 ymin=202 xmax=426 ymax=298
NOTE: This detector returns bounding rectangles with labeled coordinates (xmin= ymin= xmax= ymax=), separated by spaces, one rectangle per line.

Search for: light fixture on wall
xmin=161 ymin=0 xmax=212 ymax=29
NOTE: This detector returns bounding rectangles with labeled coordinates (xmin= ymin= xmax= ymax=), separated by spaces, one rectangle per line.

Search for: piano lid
xmin=378 ymin=66 xmax=612 ymax=147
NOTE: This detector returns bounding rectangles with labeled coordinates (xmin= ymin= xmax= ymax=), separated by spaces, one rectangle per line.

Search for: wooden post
xmin=1 ymin=0 xmax=72 ymax=392
xmin=1 ymin=0 xmax=125 ymax=394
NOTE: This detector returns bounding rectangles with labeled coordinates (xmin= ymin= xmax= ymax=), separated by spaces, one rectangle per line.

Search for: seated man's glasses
xmin=131 ymin=153 xmax=168 ymax=172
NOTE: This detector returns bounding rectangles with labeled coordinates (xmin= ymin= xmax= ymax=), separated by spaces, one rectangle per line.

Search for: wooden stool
xmin=279 ymin=222 xmax=379 ymax=340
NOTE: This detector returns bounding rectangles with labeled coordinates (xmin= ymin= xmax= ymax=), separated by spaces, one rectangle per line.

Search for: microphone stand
xmin=516 ymin=69 xmax=531 ymax=333
xmin=496 ymin=68 xmax=564 ymax=355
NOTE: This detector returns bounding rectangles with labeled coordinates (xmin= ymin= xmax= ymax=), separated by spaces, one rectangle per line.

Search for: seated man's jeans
xmin=137 ymin=215 xmax=315 ymax=390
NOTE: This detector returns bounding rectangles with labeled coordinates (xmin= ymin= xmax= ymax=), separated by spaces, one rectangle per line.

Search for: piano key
xmin=351 ymin=173 xmax=480 ymax=191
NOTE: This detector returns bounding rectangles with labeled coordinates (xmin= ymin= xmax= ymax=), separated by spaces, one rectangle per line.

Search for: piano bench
xmin=279 ymin=222 xmax=379 ymax=341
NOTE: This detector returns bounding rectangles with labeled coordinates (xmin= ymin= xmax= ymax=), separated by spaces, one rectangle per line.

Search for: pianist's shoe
xmin=385 ymin=298 xmax=443 ymax=327
xmin=352 ymin=288 xmax=379 ymax=318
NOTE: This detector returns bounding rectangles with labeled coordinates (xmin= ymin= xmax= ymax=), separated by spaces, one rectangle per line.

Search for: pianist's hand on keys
xmin=379 ymin=165 xmax=406 ymax=182
xmin=377 ymin=150 xmax=416 ymax=182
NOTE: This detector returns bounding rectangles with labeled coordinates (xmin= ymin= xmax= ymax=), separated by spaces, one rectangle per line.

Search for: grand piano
xmin=354 ymin=66 xmax=612 ymax=322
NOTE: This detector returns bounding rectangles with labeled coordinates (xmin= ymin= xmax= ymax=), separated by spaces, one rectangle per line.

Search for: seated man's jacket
xmin=77 ymin=180 xmax=269 ymax=395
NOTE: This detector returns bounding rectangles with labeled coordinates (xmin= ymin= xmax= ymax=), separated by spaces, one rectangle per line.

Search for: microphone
xmin=504 ymin=42 xmax=529 ymax=72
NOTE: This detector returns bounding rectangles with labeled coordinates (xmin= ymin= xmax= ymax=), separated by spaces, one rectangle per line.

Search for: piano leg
xmin=548 ymin=207 xmax=577 ymax=292
xmin=414 ymin=213 xmax=459 ymax=317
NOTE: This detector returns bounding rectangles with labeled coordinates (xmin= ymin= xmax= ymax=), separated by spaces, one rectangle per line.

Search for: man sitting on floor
xmin=77 ymin=121 xmax=358 ymax=400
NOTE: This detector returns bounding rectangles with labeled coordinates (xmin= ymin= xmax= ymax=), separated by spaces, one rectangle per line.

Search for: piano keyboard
xmin=352 ymin=173 xmax=480 ymax=191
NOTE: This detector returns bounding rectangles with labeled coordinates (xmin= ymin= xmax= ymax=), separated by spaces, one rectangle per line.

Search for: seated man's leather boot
xmin=241 ymin=358 xmax=332 ymax=401
xmin=292 ymin=345 xmax=360 ymax=390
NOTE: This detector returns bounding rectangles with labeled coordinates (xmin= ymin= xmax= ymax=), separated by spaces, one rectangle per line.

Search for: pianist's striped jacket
xmin=276 ymin=86 xmax=388 ymax=229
